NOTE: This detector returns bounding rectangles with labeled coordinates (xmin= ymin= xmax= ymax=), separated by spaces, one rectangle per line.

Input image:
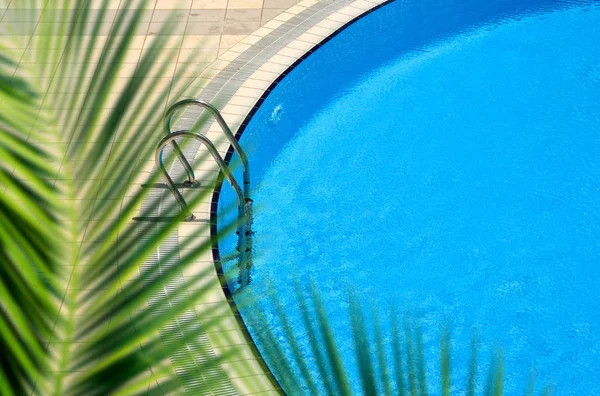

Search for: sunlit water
xmin=218 ymin=1 xmax=600 ymax=394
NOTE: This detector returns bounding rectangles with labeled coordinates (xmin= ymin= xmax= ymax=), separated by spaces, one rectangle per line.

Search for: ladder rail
xmin=155 ymin=131 xmax=245 ymax=220
xmin=157 ymin=99 xmax=254 ymax=286
xmin=155 ymin=131 xmax=251 ymax=285
xmin=164 ymin=99 xmax=251 ymax=200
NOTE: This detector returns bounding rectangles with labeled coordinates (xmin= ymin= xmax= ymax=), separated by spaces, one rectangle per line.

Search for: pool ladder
xmin=155 ymin=99 xmax=253 ymax=286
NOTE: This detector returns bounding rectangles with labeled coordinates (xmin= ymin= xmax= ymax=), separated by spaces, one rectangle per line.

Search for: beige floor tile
xmin=175 ymin=61 xmax=212 ymax=77
xmin=261 ymin=8 xmax=285 ymax=25
xmin=188 ymin=9 xmax=226 ymax=22
xmin=185 ymin=21 xmax=223 ymax=35
xmin=179 ymin=48 xmax=219 ymax=62
xmin=182 ymin=34 xmax=221 ymax=48
xmin=250 ymin=25 xmax=274 ymax=38
xmin=219 ymin=34 xmax=247 ymax=48
xmin=223 ymin=20 xmax=260 ymax=35
xmin=151 ymin=9 xmax=190 ymax=22
xmin=241 ymin=33 xmax=262 ymax=45
xmin=264 ymin=0 xmax=300 ymax=8
xmin=143 ymin=34 xmax=185 ymax=49
xmin=286 ymin=4 xmax=308 ymax=14
xmin=225 ymin=8 xmax=262 ymax=22
xmin=298 ymin=0 xmax=319 ymax=5
xmin=227 ymin=0 xmax=264 ymax=9
xmin=191 ymin=0 xmax=228 ymax=9
xmin=148 ymin=21 xmax=187 ymax=35
xmin=229 ymin=42 xmax=251 ymax=53
xmin=262 ymin=18 xmax=284 ymax=29
xmin=155 ymin=0 xmax=193 ymax=9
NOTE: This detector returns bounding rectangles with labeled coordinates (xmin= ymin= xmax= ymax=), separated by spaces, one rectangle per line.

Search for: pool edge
xmin=205 ymin=0 xmax=396 ymax=393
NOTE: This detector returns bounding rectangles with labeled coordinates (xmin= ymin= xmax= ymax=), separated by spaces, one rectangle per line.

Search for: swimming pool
xmin=217 ymin=0 xmax=600 ymax=394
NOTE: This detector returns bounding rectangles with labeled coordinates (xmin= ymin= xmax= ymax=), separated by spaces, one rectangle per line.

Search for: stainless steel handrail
xmin=155 ymin=131 xmax=244 ymax=221
xmin=155 ymin=130 xmax=252 ymax=285
xmin=164 ymin=99 xmax=251 ymax=200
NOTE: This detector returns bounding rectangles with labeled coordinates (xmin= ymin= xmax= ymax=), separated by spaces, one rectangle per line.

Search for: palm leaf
xmin=467 ymin=331 xmax=479 ymax=396
xmin=391 ymin=310 xmax=407 ymax=396
xmin=0 ymin=45 xmax=64 ymax=395
xmin=440 ymin=325 xmax=451 ymax=396
xmin=348 ymin=290 xmax=379 ymax=395
xmin=243 ymin=280 xmax=551 ymax=396
xmin=1 ymin=0 xmax=241 ymax=394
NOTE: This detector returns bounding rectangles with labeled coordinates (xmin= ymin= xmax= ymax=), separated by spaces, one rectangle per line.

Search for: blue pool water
xmin=218 ymin=0 xmax=600 ymax=394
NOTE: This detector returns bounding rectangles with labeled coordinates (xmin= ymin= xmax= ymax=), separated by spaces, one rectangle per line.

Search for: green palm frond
xmin=0 ymin=42 xmax=64 ymax=396
xmin=243 ymin=279 xmax=555 ymax=396
xmin=1 ymin=0 xmax=240 ymax=394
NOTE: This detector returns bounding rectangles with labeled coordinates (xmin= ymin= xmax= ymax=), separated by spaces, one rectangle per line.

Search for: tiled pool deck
xmin=1 ymin=0 xmax=388 ymax=394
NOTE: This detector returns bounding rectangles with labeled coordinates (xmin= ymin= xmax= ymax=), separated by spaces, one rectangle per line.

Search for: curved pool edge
xmin=202 ymin=0 xmax=395 ymax=393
